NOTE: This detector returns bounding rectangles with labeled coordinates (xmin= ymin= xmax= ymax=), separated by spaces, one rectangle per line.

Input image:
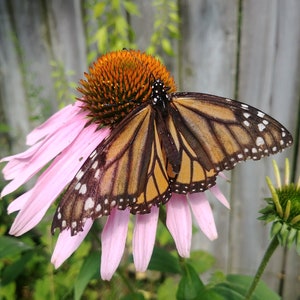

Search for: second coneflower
xmin=1 ymin=49 xmax=292 ymax=280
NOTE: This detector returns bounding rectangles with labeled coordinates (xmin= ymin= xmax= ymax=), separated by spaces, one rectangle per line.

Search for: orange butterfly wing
xmin=166 ymin=92 xmax=293 ymax=193
xmin=52 ymin=104 xmax=171 ymax=235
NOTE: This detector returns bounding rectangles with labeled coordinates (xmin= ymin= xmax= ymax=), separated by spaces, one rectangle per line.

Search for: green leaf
xmin=157 ymin=277 xmax=178 ymax=300
xmin=93 ymin=2 xmax=106 ymax=17
xmin=115 ymin=17 xmax=128 ymax=36
xmin=87 ymin=50 xmax=97 ymax=64
xmin=296 ymin=231 xmax=300 ymax=255
xmin=212 ymin=274 xmax=280 ymax=300
xmin=74 ymin=251 xmax=100 ymax=300
xmin=123 ymin=1 xmax=140 ymax=15
xmin=271 ymin=221 xmax=282 ymax=237
xmin=169 ymin=12 xmax=180 ymax=23
xmin=187 ymin=250 xmax=215 ymax=274
xmin=176 ymin=263 xmax=204 ymax=300
xmin=0 ymin=282 xmax=15 ymax=300
xmin=0 ymin=236 xmax=33 ymax=259
xmin=120 ymin=292 xmax=145 ymax=300
xmin=161 ymin=38 xmax=174 ymax=56
xmin=0 ymin=123 xmax=10 ymax=133
xmin=94 ymin=27 xmax=108 ymax=53
xmin=2 ymin=251 xmax=34 ymax=285
xmin=147 ymin=247 xmax=181 ymax=274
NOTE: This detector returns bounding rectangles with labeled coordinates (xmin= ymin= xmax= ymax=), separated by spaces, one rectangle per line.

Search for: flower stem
xmin=244 ymin=236 xmax=279 ymax=300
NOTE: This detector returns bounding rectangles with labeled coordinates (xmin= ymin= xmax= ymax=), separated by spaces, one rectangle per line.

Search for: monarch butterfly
xmin=51 ymin=59 xmax=293 ymax=236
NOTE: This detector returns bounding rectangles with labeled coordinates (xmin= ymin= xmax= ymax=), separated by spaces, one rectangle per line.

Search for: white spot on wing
xmin=263 ymin=120 xmax=269 ymax=125
xmin=79 ymin=184 xmax=87 ymax=195
xmin=84 ymin=197 xmax=95 ymax=210
xmin=92 ymin=161 xmax=98 ymax=169
xmin=90 ymin=150 xmax=97 ymax=158
xmin=257 ymin=111 xmax=265 ymax=118
xmin=75 ymin=183 xmax=81 ymax=190
xmin=258 ymin=123 xmax=266 ymax=132
xmin=76 ymin=170 xmax=84 ymax=180
xmin=243 ymin=120 xmax=250 ymax=127
xmin=256 ymin=137 xmax=265 ymax=146
xmin=95 ymin=169 xmax=100 ymax=178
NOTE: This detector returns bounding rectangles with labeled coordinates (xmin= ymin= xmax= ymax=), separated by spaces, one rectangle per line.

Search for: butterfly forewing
xmin=168 ymin=93 xmax=292 ymax=192
xmin=51 ymin=104 xmax=171 ymax=235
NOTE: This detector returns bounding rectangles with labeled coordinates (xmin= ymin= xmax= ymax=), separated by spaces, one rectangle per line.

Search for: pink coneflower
xmin=1 ymin=50 xmax=230 ymax=280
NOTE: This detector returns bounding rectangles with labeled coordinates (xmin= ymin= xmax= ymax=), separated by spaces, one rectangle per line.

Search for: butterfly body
xmin=52 ymin=79 xmax=293 ymax=235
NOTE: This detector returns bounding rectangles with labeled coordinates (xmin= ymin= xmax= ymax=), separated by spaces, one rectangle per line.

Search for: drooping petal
xmin=26 ymin=102 xmax=82 ymax=145
xmin=51 ymin=218 xmax=93 ymax=268
xmin=133 ymin=206 xmax=159 ymax=272
xmin=7 ymin=190 xmax=32 ymax=214
xmin=166 ymin=194 xmax=192 ymax=258
xmin=209 ymin=185 xmax=230 ymax=209
xmin=100 ymin=209 xmax=130 ymax=280
xmin=8 ymin=125 xmax=109 ymax=236
xmin=188 ymin=192 xmax=218 ymax=240
xmin=1 ymin=114 xmax=88 ymax=197
xmin=1 ymin=141 xmax=43 ymax=180
xmin=1 ymin=102 xmax=83 ymax=183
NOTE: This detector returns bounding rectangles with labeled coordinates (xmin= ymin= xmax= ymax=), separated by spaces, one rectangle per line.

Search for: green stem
xmin=244 ymin=236 xmax=279 ymax=300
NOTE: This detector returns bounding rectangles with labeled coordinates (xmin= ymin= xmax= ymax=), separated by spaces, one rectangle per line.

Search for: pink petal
xmin=209 ymin=185 xmax=230 ymax=209
xmin=100 ymin=209 xmax=130 ymax=280
xmin=51 ymin=218 xmax=93 ymax=268
xmin=188 ymin=193 xmax=218 ymax=240
xmin=133 ymin=206 xmax=159 ymax=272
xmin=1 ymin=141 xmax=43 ymax=180
xmin=8 ymin=126 xmax=109 ymax=236
xmin=1 ymin=115 xmax=87 ymax=197
xmin=166 ymin=194 xmax=191 ymax=258
xmin=7 ymin=190 xmax=33 ymax=213
xmin=26 ymin=102 xmax=82 ymax=145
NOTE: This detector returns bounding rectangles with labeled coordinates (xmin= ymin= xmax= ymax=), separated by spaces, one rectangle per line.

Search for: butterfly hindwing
xmin=166 ymin=92 xmax=292 ymax=193
xmin=51 ymin=103 xmax=171 ymax=235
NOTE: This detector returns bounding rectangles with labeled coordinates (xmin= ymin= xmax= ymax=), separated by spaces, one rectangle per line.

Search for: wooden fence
xmin=0 ymin=0 xmax=299 ymax=298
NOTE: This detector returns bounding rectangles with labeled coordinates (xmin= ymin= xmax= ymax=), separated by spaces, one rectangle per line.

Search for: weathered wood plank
xmin=232 ymin=0 xmax=300 ymax=296
xmin=179 ymin=0 xmax=238 ymax=273
xmin=0 ymin=0 xmax=30 ymax=154
xmin=271 ymin=1 xmax=300 ymax=298
xmin=46 ymin=0 xmax=87 ymax=82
